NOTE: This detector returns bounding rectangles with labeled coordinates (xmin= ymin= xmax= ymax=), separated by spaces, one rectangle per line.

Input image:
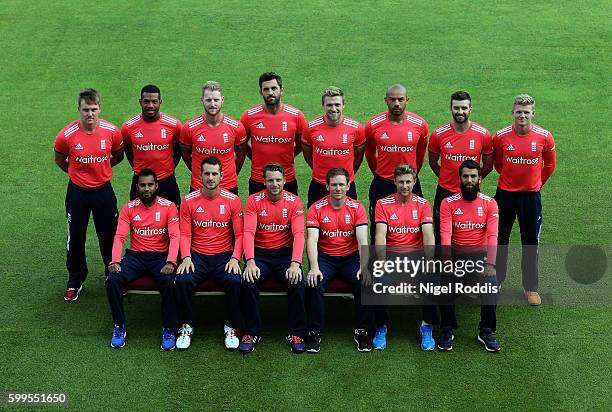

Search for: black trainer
xmin=437 ymin=327 xmax=454 ymax=351
xmin=354 ymin=329 xmax=372 ymax=352
xmin=305 ymin=332 xmax=321 ymax=353
xmin=477 ymin=328 xmax=501 ymax=352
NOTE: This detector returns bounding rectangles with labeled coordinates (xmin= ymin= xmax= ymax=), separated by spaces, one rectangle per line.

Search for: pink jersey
xmin=243 ymin=190 xmax=305 ymax=263
xmin=428 ymin=122 xmax=493 ymax=192
xmin=121 ymin=112 xmax=182 ymax=180
xmin=302 ymin=116 xmax=366 ymax=184
xmin=180 ymin=189 xmax=243 ymax=259
xmin=240 ymin=104 xmax=307 ymax=183
xmin=111 ymin=197 xmax=180 ymax=264
xmin=375 ymin=193 xmax=433 ymax=247
xmin=440 ymin=192 xmax=498 ymax=263
xmin=54 ymin=119 xmax=123 ymax=188
xmin=306 ymin=196 xmax=368 ymax=256
xmin=180 ymin=114 xmax=247 ymax=189
xmin=365 ymin=112 xmax=428 ymax=179
xmin=493 ymin=124 xmax=556 ymax=192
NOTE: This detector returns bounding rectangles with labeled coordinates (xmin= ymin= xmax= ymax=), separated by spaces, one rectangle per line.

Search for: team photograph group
xmin=53 ymin=72 xmax=556 ymax=356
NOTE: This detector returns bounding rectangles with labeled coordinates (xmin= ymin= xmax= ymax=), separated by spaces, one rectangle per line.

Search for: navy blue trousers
xmin=307 ymin=179 xmax=357 ymax=208
xmin=432 ymin=185 xmax=456 ymax=245
xmin=130 ymin=173 xmax=181 ymax=206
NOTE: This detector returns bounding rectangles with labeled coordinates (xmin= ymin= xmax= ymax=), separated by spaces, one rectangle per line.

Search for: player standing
xmin=428 ymin=91 xmax=494 ymax=243
xmin=174 ymin=156 xmax=244 ymax=350
xmin=240 ymin=163 xmax=307 ymax=354
xmin=121 ymin=85 xmax=183 ymax=206
xmin=180 ymin=81 xmax=247 ymax=194
xmin=493 ymin=94 xmax=556 ymax=306
xmin=54 ymin=88 xmax=124 ymax=302
xmin=302 ymin=87 xmax=366 ymax=207
xmin=106 ymin=169 xmax=179 ymax=350
xmin=240 ymin=72 xmax=307 ymax=195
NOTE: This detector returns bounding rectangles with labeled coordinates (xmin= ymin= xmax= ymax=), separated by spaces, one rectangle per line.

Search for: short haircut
xmin=201 ymin=156 xmax=222 ymax=172
xmin=259 ymin=72 xmax=282 ymax=89
xmin=137 ymin=168 xmax=158 ymax=183
xmin=326 ymin=167 xmax=349 ymax=184
xmin=450 ymin=91 xmax=471 ymax=104
xmin=321 ymin=86 xmax=344 ymax=105
xmin=263 ymin=163 xmax=284 ymax=179
xmin=459 ymin=159 xmax=481 ymax=176
xmin=386 ymin=84 xmax=407 ymax=97
xmin=514 ymin=94 xmax=535 ymax=109
xmin=393 ymin=163 xmax=417 ymax=179
xmin=140 ymin=85 xmax=161 ymax=100
xmin=78 ymin=88 xmax=100 ymax=107
xmin=202 ymin=80 xmax=223 ymax=96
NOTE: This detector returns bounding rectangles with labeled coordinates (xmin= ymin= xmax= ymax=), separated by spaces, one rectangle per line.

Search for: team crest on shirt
xmin=256 ymin=122 xmax=265 ymax=129
xmin=282 ymin=208 xmax=288 ymax=218
xmin=101 ymin=140 xmax=106 ymax=150
xmin=259 ymin=209 xmax=267 ymax=217
xmin=197 ymin=135 xmax=205 ymax=142
xmin=342 ymin=134 xmax=348 ymax=144
xmin=223 ymin=133 xmax=229 ymax=143
xmin=345 ymin=214 xmax=351 ymax=224
xmin=133 ymin=214 xmax=142 ymax=221
xmin=381 ymin=132 xmax=389 ymax=140
xmin=477 ymin=207 xmax=483 ymax=217
xmin=323 ymin=216 xmax=331 ymax=223
xmin=75 ymin=143 xmax=84 ymax=150
xmin=220 ymin=205 xmax=225 ymax=214
xmin=390 ymin=213 xmax=399 ymax=220
xmin=454 ymin=208 xmax=463 ymax=215
xmin=531 ymin=142 xmax=537 ymax=152
xmin=469 ymin=139 xmax=475 ymax=150
xmin=407 ymin=132 xmax=413 ymax=141
xmin=412 ymin=210 xmax=418 ymax=220
xmin=196 ymin=206 xmax=204 ymax=213
xmin=282 ymin=121 xmax=288 ymax=131
xmin=155 ymin=212 xmax=161 ymax=221
xmin=135 ymin=131 xmax=144 ymax=138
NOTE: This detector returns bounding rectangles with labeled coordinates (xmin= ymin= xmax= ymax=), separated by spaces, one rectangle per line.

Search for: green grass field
xmin=1 ymin=0 xmax=610 ymax=410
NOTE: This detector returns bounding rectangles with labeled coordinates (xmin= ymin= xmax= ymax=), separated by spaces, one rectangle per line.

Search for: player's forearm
xmin=172 ymin=144 xmax=182 ymax=167
xmin=111 ymin=237 xmax=126 ymax=263
xmin=481 ymin=155 xmax=494 ymax=178
xmin=243 ymin=231 xmax=256 ymax=261
xmin=124 ymin=145 xmax=134 ymax=167
xmin=306 ymin=239 xmax=319 ymax=270
xmin=291 ymin=231 xmax=305 ymax=263
xmin=179 ymin=144 xmax=192 ymax=171
xmin=234 ymin=145 xmax=247 ymax=174
xmin=111 ymin=150 xmax=124 ymax=166
xmin=428 ymin=153 xmax=440 ymax=177
xmin=54 ymin=152 xmax=69 ymax=173
xmin=302 ymin=145 xmax=313 ymax=168
xmin=353 ymin=146 xmax=366 ymax=172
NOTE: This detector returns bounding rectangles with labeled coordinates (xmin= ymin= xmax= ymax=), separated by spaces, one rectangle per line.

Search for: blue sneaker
xmin=239 ymin=334 xmax=261 ymax=354
xmin=110 ymin=324 xmax=126 ymax=348
xmin=478 ymin=328 xmax=501 ymax=352
xmin=287 ymin=335 xmax=305 ymax=353
xmin=419 ymin=324 xmax=435 ymax=351
xmin=373 ymin=325 xmax=387 ymax=350
xmin=161 ymin=328 xmax=176 ymax=351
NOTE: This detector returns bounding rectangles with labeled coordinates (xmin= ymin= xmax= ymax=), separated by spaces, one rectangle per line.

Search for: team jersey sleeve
xmin=243 ymin=196 xmax=257 ymax=260
xmin=482 ymin=129 xmax=494 ymax=155
xmin=420 ymin=201 xmax=434 ymax=225
xmin=111 ymin=126 xmax=123 ymax=151
xmin=235 ymin=121 xmax=248 ymax=146
xmin=541 ymin=132 xmax=556 ymax=186
xmin=290 ymin=201 xmax=305 ymax=263
xmin=301 ymin=125 xmax=312 ymax=146
xmin=179 ymin=123 xmax=192 ymax=146
xmin=416 ymin=126 xmax=428 ymax=173
xmin=121 ymin=123 xmax=131 ymax=145
xmin=439 ymin=200 xmax=452 ymax=247
xmin=428 ymin=129 xmax=440 ymax=154
xmin=354 ymin=124 xmax=366 ymax=147
xmin=111 ymin=204 xmax=131 ymax=263
xmin=231 ymin=197 xmax=244 ymax=260
xmin=166 ymin=204 xmax=180 ymax=264
xmin=296 ymin=111 xmax=307 ymax=136
xmin=492 ymin=134 xmax=503 ymax=174
xmin=54 ymin=130 xmax=68 ymax=154
xmin=374 ymin=200 xmax=387 ymax=225
xmin=486 ymin=199 xmax=499 ymax=265
xmin=172 ymin=120 xmax=183 ymax=145
xmin=355 ymin=203 xmax=368 ymax=226
xmin=239 ymin=111 xmax=250 ymax=138
xmin=364 ymin=121 xmax=378 ymax=173
xmin=306 ymin=204 xmax=319 ymax=228
xmin=179 ymin=200 xmax=193 ymax=257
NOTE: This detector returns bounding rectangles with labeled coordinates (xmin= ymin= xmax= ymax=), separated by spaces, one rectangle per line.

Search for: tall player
xmin=302 ymin=87 xmax=366 ymax=207
xmin=106 ymin=169 xmax=179 ymax=350
xmin=439 ymin=160 xmax=500 ymax=352
xmin=174 ymin=156 xmax=244 ymax=350
xmin=493 ymin=94 xmax=556 ymax=306
xmin=54 ymin=88 xmax=124 ymax=302
xmin=180 ymin=81 xmax=247 ymax=195
xmin=240 ymin=72 xmax=307 ymax=195
xmin=428 ymin=91 xmax=494 ymax=243
xmin=122 ymin=85 xmax=183 ymax=205
xmin=365 ymin=84 xmax=428 ymax=241
xmin=374 ymin=164 xmax=436 ymax=351
xmin=240 ymin=163 xmax=307 ymax=354
xmin=305 ymin=168 xmax=373 ymax=353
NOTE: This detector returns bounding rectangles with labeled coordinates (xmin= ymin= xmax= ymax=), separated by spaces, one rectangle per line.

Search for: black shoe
xmin=305 ymin=332 xmax=321 ymax=353
xmin=354 ymin=329 xmax=372 ymax=352
xmin=437 ymin=327 xmax=454 ymax=351
xmin=477 ymin=328 xmax=501 ymax=352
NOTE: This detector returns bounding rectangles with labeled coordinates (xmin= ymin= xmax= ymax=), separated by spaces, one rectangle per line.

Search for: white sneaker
xmin=224 ymin=324 xmax=239 ymax=350
xmin=176 ymin=324 xmax=193 ymax=350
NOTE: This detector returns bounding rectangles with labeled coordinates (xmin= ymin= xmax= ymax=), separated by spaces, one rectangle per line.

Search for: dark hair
xmin=263 ymin=163 xmax=284 ymax=179
xmin=259 ymin=72 xmax=283 ymax=89
xmin=326 ymin=167 xmax=349 ymax=184
xmin=78 ymin=88 xmax=100 ymax=107
xmin=202 ymin=156 xmax=222 ymax=172
xmin=140 ymin=84 xmax=161 ymax=100
xmin=137 ymin=168 xmax=158 ymax=183
xmin=450 ymin=91 xmax=471 ymax=105
xmin=459 ymin=159 xmax=481 ymax=176
xmin=393 ymin=163 xmax=417 ymax=179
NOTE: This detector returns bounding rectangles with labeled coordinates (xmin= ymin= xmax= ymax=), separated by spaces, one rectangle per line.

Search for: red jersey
xmin=243 ymin=190 xmax=305 ymax=263
xmin=180 ymin=189 xmax=243 ymax=259
xmin=493 ymin=124 xmax=556 ymax=192
xmin=121 ymin=112 xmax=182 ymax=180
xmin=428 ymin=122 xmax=493 ymax=192
xmin=111 ymin=197 xmax=180 ymax=264
xmin=240 ymin=104 xmax=307 ymax=183
xmin=54 ymin=119 xmax=123 ymax=188
xmin=440 ymin=192 xmax=498 ymax=263
xmin=375 ymin=193 xmax=433 ymax=247
xmin=302 ymin=116 xmax=366 ymax=184
xmin=365 ymin=112 xmax=428 ymax=179
xmin=306 ymin=196 xmax=368 ymax=256
xmin=180 ymin=114 xmax=247 ymax=189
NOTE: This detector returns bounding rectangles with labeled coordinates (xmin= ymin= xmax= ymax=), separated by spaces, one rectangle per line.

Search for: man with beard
xmin=438 ymin=160 xmax=500 ymax=352
xmin=240 ymin=72 xmax=307 ymax=195
xmin=428 ymin=91 xmax=494 ymax=244
xmin=240 ymin=163 xmax=307 ymax=354
xmin=106 ymin=169 xmax=180 ymax=350
xmin=54 ymin=88 xmax=124 ymax=302
xmin=122 ymin=85 xmax=183 ymax=206
xmin=174 ymin=156 xmax=244 ymax=350
xmin=493 ymin=94 xmax=556 ymax=306
xmin=302 ymin=87 xmax=366 ymax=207
xmin=180 ymin=81 xmax=247 ymax=194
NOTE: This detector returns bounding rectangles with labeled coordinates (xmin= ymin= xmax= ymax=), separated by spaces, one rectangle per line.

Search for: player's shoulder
xmin=220 ymin=189 xmax=239 ymax=202
xmin=313 ymin=196 xmax=329 ymax=210
xmin=405 ymin=112 xmax=425 ymax=126
xmin=445 ymin=193 xmax=462 ymax=203
xmin=244 ymin=103 xmax=265 ymax=117
xmin=308 ymin=115 xmax=325 ymax=129
xmin=345 ymin=197 xmax=363 ymax=209
xmin=59 ymin=120 xmax=81 ymax=138
xmin=127 ymin=198 xmax=141 ymax=209
xmin=185 ymin=115 xmax=205 ymax=129
xmin=531 ymin=124 xmax=552 ymax=138
xmin=368 ymin=111 xmax=388 ymax=126
xmin=123 ymin=113 xmax=142 ymax=129
xmin=156 ymin=196 xmax=175 ymax=207
xmin=433 ymin=122 xmax=453 ymax=136
xmin=252 ymin=190 xmax=267 ymax=203
xmin=184 ymin=190 xmax=201 ymax=202
xmin=98 ymin=118 xmax=119 ymax=132
xmin=281 ymin=190 xmax=300 ymax=203
xmin=478 ymin=192 xmax=494 ymax=202
xmin=469 ymin=121 xmax=489 ymax=136
xmin=221 ymin=114 xmax=240 ymax=129
xmin=160 ymin=112 xmax=180 ymax=127
xmin=282 ymin=104 xmax=303 ymax=116
xmin=379 ymin=194 xmax=397 ymax=205
xmin=495 ymin=124 xmax=514 ymax=137
xmin=342 ymin=116 xmax=362 ymax=129
xmin=411 ymin=193 xmax=428 ymax=204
